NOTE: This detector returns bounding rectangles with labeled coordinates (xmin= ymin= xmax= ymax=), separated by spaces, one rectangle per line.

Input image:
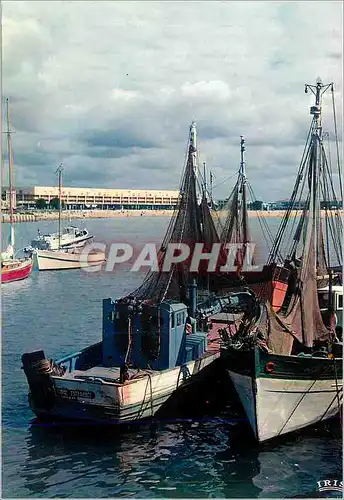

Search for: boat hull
xmin=34 ymin=249 xmax=105 ymax=271
xmin=25 ymin=352 xmax=220 ymax=424
xmin=223 ymin=346 xmax=343 ymax=442
xmin=1 ymin=258 xmax=33 ymax=283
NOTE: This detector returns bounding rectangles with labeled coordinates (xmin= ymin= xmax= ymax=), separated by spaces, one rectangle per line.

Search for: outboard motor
xmin=21 ymin=350 xmax=56 ymax=411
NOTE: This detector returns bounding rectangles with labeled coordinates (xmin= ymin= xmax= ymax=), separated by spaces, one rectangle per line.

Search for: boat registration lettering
xmin=56 ymin=388 xmax=95 ymax=400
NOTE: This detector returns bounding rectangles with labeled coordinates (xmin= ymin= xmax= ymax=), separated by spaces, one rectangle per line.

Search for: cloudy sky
xmin=2 ymin=0 xmax=342 ymax=201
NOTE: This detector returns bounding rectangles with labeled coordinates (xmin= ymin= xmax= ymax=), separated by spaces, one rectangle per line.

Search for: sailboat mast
xmin=56 ymin=163 xmax=63 ymax=250
xmin=203 ymin=162 xmax=207 ymax=192
xmin=305 ymin=79 xmax=333 ymax=272
xmin=240 ymin=136 xmax=249 ymax=249
xmin=190 ymin=122 xmax=198 ymax=176
xmin=6 ymin=98 xmax=15 ymax=249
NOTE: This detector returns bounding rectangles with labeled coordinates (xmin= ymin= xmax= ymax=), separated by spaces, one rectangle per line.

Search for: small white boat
xmin=29 ymin=165 xmax=104 ymax=271
xmin=31 ymin=225 xmax=93 ymax=251
xmin=34 ymin=246 xmax=106 ymax=271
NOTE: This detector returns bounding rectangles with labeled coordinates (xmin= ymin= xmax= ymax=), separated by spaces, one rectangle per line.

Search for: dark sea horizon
xmin=2 ymin=217 xmax=342 ymax=498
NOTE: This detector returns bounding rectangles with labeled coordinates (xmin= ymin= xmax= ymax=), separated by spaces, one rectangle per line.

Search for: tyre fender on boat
xmin=264 ymin=361 xmax=275 ymax=373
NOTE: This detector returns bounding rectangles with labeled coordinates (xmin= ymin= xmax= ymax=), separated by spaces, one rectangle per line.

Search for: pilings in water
xmin=2 ymin=213 xmax=36 ymax=223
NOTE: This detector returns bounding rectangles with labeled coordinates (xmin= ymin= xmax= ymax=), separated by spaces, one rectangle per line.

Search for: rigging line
xmin=268 ymin=118 xmax=314 ymax=261
xmin=268 ymin=160 xmax=307 ymax=262
xmin=321 ymin=175 xmax=332 ymax=268
xmin=322 ymin=147 xmax=343 ymax=263
xmin=246 ymin=182 xmax=278 ymax=257
xmin=246 ymin=181 xmax=275 ymax=244
xmin=331 ymin=85 xmax=343 ymax=200
xmin=212 ymin=169 xmax=239 ymax=191
xmin=332 ymin=356 xmax=342 ymax=423
xmin=286 ymin=162 xmax=310 ymax=260
xmin=276 ymin=135 xmax=312 ymax=262
xmin=321 ymin=168 xmax=341 ymax=264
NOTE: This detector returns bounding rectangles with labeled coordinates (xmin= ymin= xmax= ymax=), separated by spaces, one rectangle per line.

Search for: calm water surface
xmin=2 ymin=217 xmax=342 ymax=498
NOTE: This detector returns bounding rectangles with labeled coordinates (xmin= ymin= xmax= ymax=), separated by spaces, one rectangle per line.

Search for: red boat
xmin=1 ymin=98 xmax=33 ymax=284
xmin=1 ymin=258 xmax=33 ymax=283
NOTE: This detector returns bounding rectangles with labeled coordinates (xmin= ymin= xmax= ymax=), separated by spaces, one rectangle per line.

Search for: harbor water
xmin=2 ymin=217 xmax=342 ymax=498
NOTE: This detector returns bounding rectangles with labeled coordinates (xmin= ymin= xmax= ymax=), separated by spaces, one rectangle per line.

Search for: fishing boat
xmin=221 ymin=79 xmax=343 ymax=443
xmin=1 ymin=98 xmax=32 ymax=284
xmin=21 ymin=122 xmax=252 ymax=424
xmin=31 ymin=165 xmax=105 ymax=271
xmin=30 ymin=225 xmax=93 ymax=251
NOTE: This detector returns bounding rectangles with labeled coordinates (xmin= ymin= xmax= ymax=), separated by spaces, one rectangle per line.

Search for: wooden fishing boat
xmin=1 ymin=98 xmax=33 ymax=283
xmin=220 ymin=79 xmax=343 ymax=443
xmin=22 ymin=122 xmax=251 ymax=423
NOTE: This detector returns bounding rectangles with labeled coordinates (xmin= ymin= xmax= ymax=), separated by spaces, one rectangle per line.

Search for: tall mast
xmin=240 ymin=135 xmax=246 ymax=181
xmin=56 ymin=163 xmax=63 ymax=250
xmin=6 ymin=98 xmax=15 ymax=250
xmin=190 ymin=121 xmax=198 ymax=176
xmin=209 ymin=171 xmax=213 ymax=206
xmin=240 ymin=136 xmax=249 ymax=248
xmin=304 ymin=79 xmax=333 ymax=271
xmin=203 ymin=161 xmax=207 ymax=196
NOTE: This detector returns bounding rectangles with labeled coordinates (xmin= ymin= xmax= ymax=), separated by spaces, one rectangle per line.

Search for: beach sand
xmin=2 ymin=209 xmax=342 ymax=223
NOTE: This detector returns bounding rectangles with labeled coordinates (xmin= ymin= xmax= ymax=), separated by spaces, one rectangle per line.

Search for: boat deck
xmin=59 ymin=312 xmax=242 ymax=381
xmin=204 ymin=312 xmax=242 ymax=355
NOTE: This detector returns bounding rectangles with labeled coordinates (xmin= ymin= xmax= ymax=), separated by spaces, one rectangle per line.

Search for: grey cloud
xmin=2 ymin=0 xmax=342 ymax=201
xmin=81 ymin=129 xmax=158 ymax=150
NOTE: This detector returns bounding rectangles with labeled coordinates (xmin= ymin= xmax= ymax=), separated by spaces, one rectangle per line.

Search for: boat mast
xmin=305 ymin=79 xmax=333 ymax=272
xmin=240 ymin=135 xmax=249 ymax=251
xmin=56 ymin=163 xmax=63 ymax=250
xmin=6 ymin=98 xmax=15 ymax=251
xmin=203 ymin=162 xmax=207 ymax=194
xmin=209 ymin=171 xmax=213 ymax=206
xmin=190 ymin=122 xmax=198 ymax=176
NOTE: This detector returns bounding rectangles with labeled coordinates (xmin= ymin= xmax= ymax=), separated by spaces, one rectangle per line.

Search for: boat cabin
xmin=318 ymin=285 xmax=343 ymax=331
xmin=101 ymin=297 xmax=207 ymax=371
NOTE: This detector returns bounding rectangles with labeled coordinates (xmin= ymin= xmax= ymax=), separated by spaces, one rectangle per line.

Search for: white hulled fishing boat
xmin=221 ymin=79 xmax=343 ymax=443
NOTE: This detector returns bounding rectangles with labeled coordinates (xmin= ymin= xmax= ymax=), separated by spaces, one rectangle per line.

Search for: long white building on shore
xmin=1 ymin=186 xmax=180 ymax=210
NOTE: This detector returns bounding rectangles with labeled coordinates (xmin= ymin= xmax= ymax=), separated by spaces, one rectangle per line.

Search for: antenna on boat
xmin=55 ymin=163 xmax=64 ymax=250
xmin=305 ymin=79 xmax=333 ymax=132
xmin=5 ymin=98 xmax=15 ymax=253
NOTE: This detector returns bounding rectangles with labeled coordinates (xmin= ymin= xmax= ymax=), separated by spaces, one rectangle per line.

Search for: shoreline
xmin=1 ymin=209 xmax=342 ymax=223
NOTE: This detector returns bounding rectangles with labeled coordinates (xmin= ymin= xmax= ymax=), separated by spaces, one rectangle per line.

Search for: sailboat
xmin=33 ymin=165 xmax=105 ymax=271
xmin=1 ymin=98 xmax=33 ymax=283
xmin=21 ymin=122 xmax=250 ymax=424
xmin=221 ymin=79 xmax=343 ymax=443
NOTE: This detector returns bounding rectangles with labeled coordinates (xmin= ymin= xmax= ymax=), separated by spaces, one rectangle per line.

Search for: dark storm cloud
xmin=2 ymin=1 xmax=342 ymax=200
xmin=81 ymin=129 xmax=158 ymax=150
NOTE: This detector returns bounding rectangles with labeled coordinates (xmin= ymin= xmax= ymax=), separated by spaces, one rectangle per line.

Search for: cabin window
xmin=171 ymin=314 xmax=175 ymax=328
xmin=176 ymin=313 xmax=182 ymax=326
xmin=318 ymin=292 xmax=329 ymax=309
xmin=337 ymin=294 xmax=343 ymax=310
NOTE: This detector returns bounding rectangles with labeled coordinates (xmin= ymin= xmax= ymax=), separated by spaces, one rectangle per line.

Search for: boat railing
xmin=56 ymin=351 xmax=82 ymax=372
